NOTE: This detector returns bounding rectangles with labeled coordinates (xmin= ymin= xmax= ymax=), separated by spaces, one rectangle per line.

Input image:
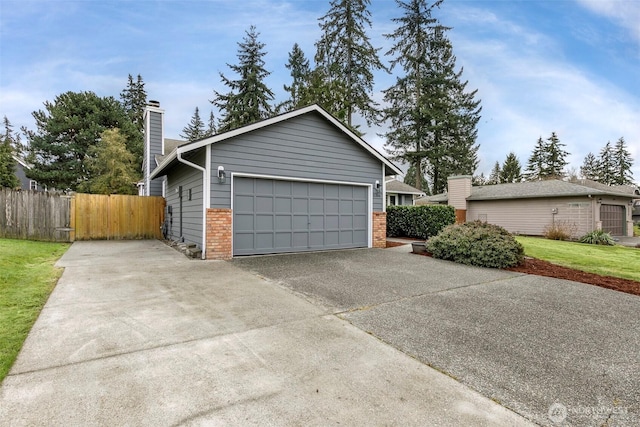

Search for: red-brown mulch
xmin=387 ymin=240 xmax=640 ymax=297
xmin=386 ymin=240 xmax=409 ymax=248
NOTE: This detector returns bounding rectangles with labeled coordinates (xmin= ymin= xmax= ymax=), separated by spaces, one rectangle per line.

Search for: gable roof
xmin=385 ymin=178 xmax=424 ymax=195
xmin=12 ymin=155 xmax=30 ymax=169
xmin=151 ymin=104 xmax=401 ymax=179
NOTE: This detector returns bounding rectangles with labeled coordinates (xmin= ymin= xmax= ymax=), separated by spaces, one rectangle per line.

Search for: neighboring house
xmin=12 ymin=155 xmax=44 ymax=191
xmin=384 ymin=178 xmax=425 ymax=206
xmin=418 ymin=175 xmax=636 ymax=237
xmin=145 ymin=103 xmax=402 ymax=259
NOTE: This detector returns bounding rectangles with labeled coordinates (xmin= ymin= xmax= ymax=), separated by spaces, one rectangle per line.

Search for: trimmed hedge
xmin=386 ymin=205 xmax=455 ymax=239
xmin=426 ymin=221 xmax=524 ymax=268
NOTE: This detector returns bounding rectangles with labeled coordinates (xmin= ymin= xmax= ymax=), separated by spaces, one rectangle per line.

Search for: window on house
xmin=29 ymin=180 xmax=38 ymax=190
xmin=389 ymin=195 xmax=396 ymax=205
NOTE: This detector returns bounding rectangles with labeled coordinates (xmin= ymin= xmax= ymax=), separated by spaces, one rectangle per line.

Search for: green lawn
xmin=0 ymin=239 xmax=69 ymax=382
xmin=516 ymin=236 xmax=640 ymax=282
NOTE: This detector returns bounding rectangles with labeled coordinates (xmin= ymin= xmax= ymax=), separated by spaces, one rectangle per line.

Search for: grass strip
xmin=0 ymin=239 xmax=69 ymax=382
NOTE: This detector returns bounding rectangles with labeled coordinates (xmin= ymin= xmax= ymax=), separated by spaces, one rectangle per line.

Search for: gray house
xmin=384 ymin=178 xmax=425 ymax=206
xmin=12 ymin=155 xmax=44 ymax=191
xmin=144 ymin=103 xmax=401 ymax=259
xmin=419 ymin=176 xmax=637 ymax=237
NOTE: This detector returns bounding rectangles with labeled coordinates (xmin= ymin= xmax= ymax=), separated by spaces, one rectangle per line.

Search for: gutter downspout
xmin=176 ymin=146 xmax=211 ymax=260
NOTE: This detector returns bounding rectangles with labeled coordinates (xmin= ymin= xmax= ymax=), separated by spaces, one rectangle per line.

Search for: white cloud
xmin=576 ymin=0 xmax=640 ymax=44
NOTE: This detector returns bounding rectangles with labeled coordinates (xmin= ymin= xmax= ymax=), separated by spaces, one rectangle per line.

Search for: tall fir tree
xmin=0 ymin=117 xmax=20 ymax=188
xmin=612 ymin=137 xmax=634 ymax=185
xmin=580 ymin=152 xmax=598 ymax=181
xmin=383 ymin=0 xmax=480 ymax=193
xmin=205 ymin=111 xmax=217 ymax=137
xmin=120 ymin=74 xmax=147 ymax=135
xmin=24 ymin=91 xmax=140 ymax=191
xmin=542 ymin=131 xmax=569 ymax=179
xmin=596 ymin=141 xmax=615 ymax=185
xmin=487 ymin=161 xmax=501 ymax=185
xmin=212 ymin=26 xmax=274 ymax=132
xmin=281 ymin=43 xmax=312 ymax=112
xmin=315 ymin=0 xmax=386 ymax=127
xmin=403 ymin=161 xmax=430 ymax=194
xmin=499 ymin=152 xmax=522 ymax=183
xmin=180 ymin=107 xmax=206 ymax=141
xmin=524 ymin=137 xmax=546 ymax=181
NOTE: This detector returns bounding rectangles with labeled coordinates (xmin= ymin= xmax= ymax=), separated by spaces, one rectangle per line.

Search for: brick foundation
xmin=206 ymin=208 xmax=232 ymax=260
xmin=372 ymin=211 xmax=387 ymax=248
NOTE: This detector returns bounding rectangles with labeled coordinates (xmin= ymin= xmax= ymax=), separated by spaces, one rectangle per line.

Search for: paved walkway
xmin=0 ymin=240 xmax=533 ymax=426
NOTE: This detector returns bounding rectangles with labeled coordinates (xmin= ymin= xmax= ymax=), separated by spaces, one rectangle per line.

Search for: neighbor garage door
xmin=233 ymin=177 xmax=368 ymax=256
xmin=600 ymin=204 xmax=625 ymax=235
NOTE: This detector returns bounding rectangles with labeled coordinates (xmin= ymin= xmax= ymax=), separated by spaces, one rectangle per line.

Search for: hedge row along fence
xmin=386 ymin=205 xmax=456 ymax=239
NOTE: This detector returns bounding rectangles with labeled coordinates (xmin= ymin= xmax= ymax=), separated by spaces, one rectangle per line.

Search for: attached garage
xmin=600 ymin=204 xmax=625 ymax=235
xmin=147 ymin=104 xmax=401 ymax=259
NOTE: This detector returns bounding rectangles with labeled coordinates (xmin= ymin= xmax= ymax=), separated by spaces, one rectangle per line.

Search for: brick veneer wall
xmin=206 ymin=208 xmax=232 ymax=260
xmin=372 ymin=211 xmax=387 ymax=248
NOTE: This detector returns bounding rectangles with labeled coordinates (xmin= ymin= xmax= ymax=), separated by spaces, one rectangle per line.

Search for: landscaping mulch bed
xmin=386 ymin=240 xmax=640 ymax=297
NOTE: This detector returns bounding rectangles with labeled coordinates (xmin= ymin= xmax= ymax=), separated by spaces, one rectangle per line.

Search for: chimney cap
xmin=148 ymin=100 xmax=160 ymax=107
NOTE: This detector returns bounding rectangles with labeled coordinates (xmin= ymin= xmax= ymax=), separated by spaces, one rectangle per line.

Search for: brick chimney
xmin=143 ymin=100 xmax=164 ymax=196
xmin=447 ymin=175 xmax=472 ymax=223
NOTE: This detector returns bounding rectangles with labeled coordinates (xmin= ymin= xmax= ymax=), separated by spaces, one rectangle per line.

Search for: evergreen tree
xmin=612 ymin=137 xmax=634 ymax=185
xmin=542 ymin=131 xmax=569 ymax=179
xmin=580 ymin=152 xmax=598 ymax=181
xmin=525 ymin=137 xmax=546 ymax=181
xmin=0 ymin=117 xmax=19 ymax=188
xmin=315 ymin=0 xmax=386 ymax=127
xmin=120 ymin=74 xmax=147 ymax=134
xmin=180 ymin=107 xmax=206 ymax=141
xmin=403 ymin=162 xmax=430 ymax=194
xmin=23 ymin=91 xmax=140 ymax=191
xmin=472 ymin=172 xmax=487 ymax=186
xmin=78 ymin=128 xmax=139 ymax=195
xmin=596 ymin=141 xmax=615 ymax=185
xmin=205 ymin=111 xmax=216 ymax=137
xmin=487 ymin=161 xmax=501 ymax=185
xmin=281 ymin=43 xmax=312 ymax=112
xmin=383 ymin=0 xmax=481 ymax=193
xmin=499 ymin=152 xmax=522 ymax=183
xmin=212 ymin=26 xmax=274 ymax=132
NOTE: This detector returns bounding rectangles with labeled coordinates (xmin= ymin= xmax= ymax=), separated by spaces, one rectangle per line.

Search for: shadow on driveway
xmin=233 ymin=247 xmax=640 ymax=427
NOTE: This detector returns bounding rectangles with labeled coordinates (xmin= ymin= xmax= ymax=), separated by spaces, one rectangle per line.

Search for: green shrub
xmin=386 ymin=205 xmax=455 ymax=239
xmin=579 ymin=230 xmax=615 ymax=246
xmin=426 ymin=221 xmax=524 ymax=268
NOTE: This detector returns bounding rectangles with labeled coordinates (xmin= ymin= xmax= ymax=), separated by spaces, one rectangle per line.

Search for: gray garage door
xmin=233 ymin=177 xmax=368 ymax=256
xmin=600 ymin=204 xmax=625 ymax=235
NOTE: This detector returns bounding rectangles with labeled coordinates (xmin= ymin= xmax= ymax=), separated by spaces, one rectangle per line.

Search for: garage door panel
xmin=235 ymin=195 xmax=254 ymax=211
xmin=275 ymin=215 xmax=292 ymax=230
xmin=601 ymin=204 xmax=625 ymax=235
xmin=235 ymin=214 xmax=254 ymax=231
xmin=255 ymin=233 xmax=274 ymax=249
xmin=256 ymin=196 xmax=273 ymax=212
xmin=275 ymin=197 xmax=291 ymax=212
xmin=274 ymin=180 xmax=291 ymax=195
xmin=255 ymin=214 xmax=273 ymax=230
xmin=233 ymin=177 xmax=369 ymax=255
xmin=275 ymin=232 xmax=292 ymax=248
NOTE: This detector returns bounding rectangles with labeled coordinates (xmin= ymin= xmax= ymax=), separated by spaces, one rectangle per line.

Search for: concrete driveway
xmin=233 ymin=246 xmax=640 ymax=426
xmin=0 ymin=240 xmax=532 ymax=426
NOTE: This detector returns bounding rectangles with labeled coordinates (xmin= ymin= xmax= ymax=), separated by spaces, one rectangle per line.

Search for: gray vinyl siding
xmin=165 ymin=150 xmax=205 ymax=246
xmin=146 ymin=110 xmax=164 ymax=196
xmin=467 ymin=197 xmax=595 ymax=237
xmin=209 ymin=113 xmax=383 ymax=211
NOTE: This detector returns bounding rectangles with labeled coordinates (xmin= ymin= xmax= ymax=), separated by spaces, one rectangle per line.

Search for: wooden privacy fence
xmin=1 ymin=189 xmax=165 ymax=242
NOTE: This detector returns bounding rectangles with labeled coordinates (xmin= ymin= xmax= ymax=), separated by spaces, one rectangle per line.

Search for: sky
xmin=1 ymin=0 xmax=639 ymax=183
